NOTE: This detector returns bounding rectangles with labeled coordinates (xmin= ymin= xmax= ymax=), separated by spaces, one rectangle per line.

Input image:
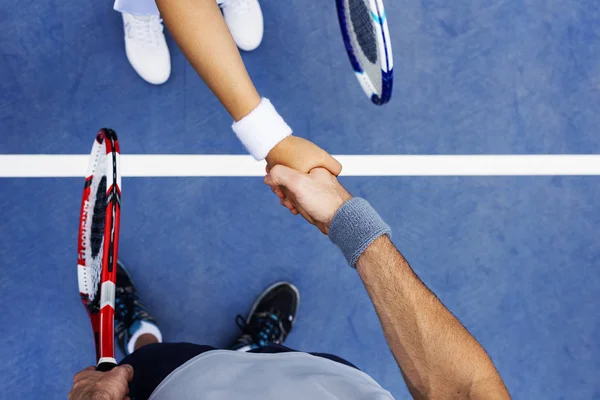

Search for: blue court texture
xmin=1 ymin=1 xmax=599 ymax=399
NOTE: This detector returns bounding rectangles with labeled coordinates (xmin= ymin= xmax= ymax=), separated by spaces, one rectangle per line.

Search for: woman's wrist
xmin=231 ymin=98 xmax=292 ymax=160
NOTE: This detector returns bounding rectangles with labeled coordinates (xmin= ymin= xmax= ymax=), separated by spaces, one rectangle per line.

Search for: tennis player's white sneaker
xmin=220 ymin=0 xmax=264 ymax=51
xmin=122 ymin=13 xmax=171 ymax=85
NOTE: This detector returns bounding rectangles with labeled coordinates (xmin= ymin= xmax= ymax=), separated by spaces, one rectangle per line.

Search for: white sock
xmin=235 ymin=344 xmax=253 ymax=352
xmin=127 ymin=320 xmax=163 ymax=354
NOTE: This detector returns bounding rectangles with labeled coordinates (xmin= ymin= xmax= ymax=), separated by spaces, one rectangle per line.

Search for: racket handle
xmin=96 ymin=360 xmax=117 ymax=372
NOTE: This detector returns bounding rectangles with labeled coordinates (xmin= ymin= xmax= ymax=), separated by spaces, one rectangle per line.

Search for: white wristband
xmin=232 ymin=98 xmax=292 ymax=160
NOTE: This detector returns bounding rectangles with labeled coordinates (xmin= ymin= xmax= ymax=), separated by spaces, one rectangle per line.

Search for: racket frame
xmin=336 ymin=0 xmax=394 ymax=105
xmin=77 ymin=128 xmax=121 ymax=371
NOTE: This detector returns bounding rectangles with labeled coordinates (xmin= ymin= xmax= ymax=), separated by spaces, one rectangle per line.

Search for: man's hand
xmin=265 ymin=136 xmax=342 ymax=176
xmin=68 ymin=365 xmax=133 ymax=400
xmin=264 ymin=165 xmax=351 ymax=234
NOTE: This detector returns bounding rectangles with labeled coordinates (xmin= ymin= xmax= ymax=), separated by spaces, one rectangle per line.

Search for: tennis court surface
xmin=1 ymin=1 xmax=599 ymax=399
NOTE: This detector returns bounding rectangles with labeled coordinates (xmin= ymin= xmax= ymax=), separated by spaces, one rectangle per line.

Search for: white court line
xmin=1 ymin=154 xmax=600 ymax=177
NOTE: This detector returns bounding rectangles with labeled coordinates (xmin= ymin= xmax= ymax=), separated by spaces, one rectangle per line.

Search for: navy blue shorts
xmin=120 ymin=343 xmax=358 ymax=400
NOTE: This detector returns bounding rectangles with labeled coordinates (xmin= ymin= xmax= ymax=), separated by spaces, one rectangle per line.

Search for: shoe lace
xmin=235 ymin=312 xmax=284 ymax=348
xmin=115 ymin=287 xmax=149 ymax=327
xmin=220 ymin=0 xmax=252 ymax=14
xmin=115 ymin=287 xmax=135 ymax=327
xmin=126 ymin=15 xmax=164 ymax=47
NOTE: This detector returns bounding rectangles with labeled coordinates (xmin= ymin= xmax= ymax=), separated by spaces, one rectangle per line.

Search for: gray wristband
xmin=329 ymin=197 xmax=392 ymax=268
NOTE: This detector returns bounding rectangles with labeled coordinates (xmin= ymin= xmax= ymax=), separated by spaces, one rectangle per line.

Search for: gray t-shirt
xmin=148 ymin=350 xmax=394 ymax=399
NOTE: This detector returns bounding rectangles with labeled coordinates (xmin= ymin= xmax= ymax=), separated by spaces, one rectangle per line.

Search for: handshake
xmin=264 ymin=135 xmax=352 ymax=235
xmin=233 ymin=98 xmax=354 ymax=235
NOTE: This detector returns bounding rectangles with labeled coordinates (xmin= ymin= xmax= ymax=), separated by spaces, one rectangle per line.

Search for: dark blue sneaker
xmin=115 ymin=260 xmax=162 ymax=355
xmin=232 ymin=282 xmax=299 ymax=351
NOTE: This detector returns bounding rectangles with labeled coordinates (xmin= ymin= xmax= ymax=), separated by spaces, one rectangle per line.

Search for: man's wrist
xmin=328 ymin=198 xmax=391 ymax=268
xmin=323 ymin=191 xmax=353 ymax=235
xmin=355 ymin=235 xmax=394 ymax=275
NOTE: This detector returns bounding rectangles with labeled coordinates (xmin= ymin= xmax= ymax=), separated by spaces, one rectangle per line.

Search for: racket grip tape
xmin=96 ymin=360 xmax=117 ymax=372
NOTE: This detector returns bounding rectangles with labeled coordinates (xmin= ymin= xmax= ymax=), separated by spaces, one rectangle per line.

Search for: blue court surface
xmin=1 ymin=1 xmax=600 ymax=399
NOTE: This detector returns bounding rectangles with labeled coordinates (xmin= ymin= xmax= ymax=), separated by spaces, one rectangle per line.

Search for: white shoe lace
xmin=125 ymin=15 xmax=164 ymax=47
xmin=220 ymin=0 xmax=253 ymax=14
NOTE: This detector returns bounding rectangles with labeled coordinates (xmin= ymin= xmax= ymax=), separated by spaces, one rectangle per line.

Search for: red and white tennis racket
xmin=76 ymin=128 xmax=121 ymax=371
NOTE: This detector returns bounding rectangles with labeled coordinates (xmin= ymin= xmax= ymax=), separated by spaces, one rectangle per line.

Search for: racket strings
xmin=82 ymin=149 xmax=108 ymax=302
xmin=345 ymin=0 xmax=383 ymax=95
xmin=90 ymin=176 xmax=107 ymax=259
xmin=349 ymin=0 xmax=378 ymax=64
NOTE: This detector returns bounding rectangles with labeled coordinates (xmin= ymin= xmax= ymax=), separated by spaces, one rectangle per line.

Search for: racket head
xmin=336 ymin=0 xmax=394 ymax=105
xmin=77 ymin=128 xmax=121 ymax=370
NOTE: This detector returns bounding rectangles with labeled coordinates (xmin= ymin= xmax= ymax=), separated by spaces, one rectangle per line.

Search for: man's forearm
xmin=156 ymin=0 xmax=260 ymax=121
xmin=356 ymin=236 xmax=510 ymax=399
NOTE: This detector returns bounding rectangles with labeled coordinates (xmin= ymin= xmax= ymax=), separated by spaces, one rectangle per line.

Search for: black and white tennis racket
xmin=76 ymin=128 xmax=121 ymax=372
xmin=336 ymin=0 xmax=393 ymax=105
